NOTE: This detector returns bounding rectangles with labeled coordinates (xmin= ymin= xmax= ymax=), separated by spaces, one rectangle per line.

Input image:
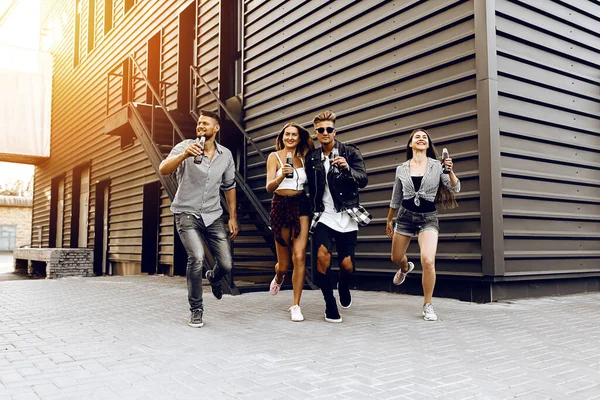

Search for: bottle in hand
xmin=330 ymin=148 xmax=340 ymax=174
xmin=193 ymin=137 xmax=206 ymax=164
xmin=442 ymin=148 xmax=450 ymax=174
xmin=285 ymin=152 xmax=294 ymax=178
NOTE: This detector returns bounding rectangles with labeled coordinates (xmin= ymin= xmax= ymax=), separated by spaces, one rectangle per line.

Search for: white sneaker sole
xmin=337 ymin=283 xmax=352 ymax=309
xmin=422 ymin=311 xmax=438 ymax=321
xmin=188 ymin=322 xmax=204 ymax=328
xmin=339 ymin=298 xmax=352 ymax=309
xmin=324 ymin=313 xmax=343 ymax=323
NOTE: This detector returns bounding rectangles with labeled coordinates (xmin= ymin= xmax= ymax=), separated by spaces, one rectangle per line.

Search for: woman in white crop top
xmin=265 ymin=122 xmax=314 ymax=322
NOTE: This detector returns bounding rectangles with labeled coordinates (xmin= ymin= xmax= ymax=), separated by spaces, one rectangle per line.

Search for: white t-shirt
xmin=318 ymin=156 xmax=358 ymax=233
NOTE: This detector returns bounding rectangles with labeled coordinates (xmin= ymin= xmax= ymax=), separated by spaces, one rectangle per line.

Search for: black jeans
xmin=175 ymin=214 xmax=232 ymax=311
xmin=311 ymin=222 xmax=357 ymax=301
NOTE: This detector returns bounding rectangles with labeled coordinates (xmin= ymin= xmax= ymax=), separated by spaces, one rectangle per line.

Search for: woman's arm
xmin=387 ymin=169 xmax=403 ymax=238
xmin=266 ymin=153 xmax=282 ymax=193
xmin=440 ymin=157 xmax=460 ymax=193
xmin=389 ymin=168 xmax=403 ymax=209
xmin=266 ymin=152 xmax=294 ymax=193
xmin=386 ymin=207 xmax=398 ymax=239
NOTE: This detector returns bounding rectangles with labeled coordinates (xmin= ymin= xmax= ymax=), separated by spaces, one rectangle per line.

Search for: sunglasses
xmin=316 ymin=127 xmax=335 ymax=134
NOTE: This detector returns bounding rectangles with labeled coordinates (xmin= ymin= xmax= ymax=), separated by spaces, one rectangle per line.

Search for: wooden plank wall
xmin=33 ymin=0 xmax=214 ymax=271
xmin=242 ymin=0 xmax=482 ymax=275
xmin=495 ymin=0 xmax=600 ymax=276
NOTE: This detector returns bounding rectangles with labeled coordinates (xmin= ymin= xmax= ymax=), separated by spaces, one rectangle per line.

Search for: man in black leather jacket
xmin=305 ymin=110 xmax=368 ymax=323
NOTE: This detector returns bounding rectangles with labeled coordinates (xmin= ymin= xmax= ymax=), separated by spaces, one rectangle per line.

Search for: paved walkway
xmin=0 ymin=252 xmax=27 ymax=282
xmin=0 ymin=274 xmax=599 ymax=400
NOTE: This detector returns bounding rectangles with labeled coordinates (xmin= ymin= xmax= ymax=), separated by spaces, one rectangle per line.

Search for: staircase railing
xmin=190 ymin=65 xmax=317 ymax=290
xmin=128 ymin=56 xmax=186 ymax=146
xmin=190 ymin=65 xmax=270 ymax=229
xmin=111 ymin=54 xmax=239 ymax=295
xmin=190 ymin=66 xmax=266 ymax=162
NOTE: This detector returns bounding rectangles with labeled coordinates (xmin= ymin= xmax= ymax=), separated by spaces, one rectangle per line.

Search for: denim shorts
xmin=394 ymin=207 xmax=439 ymax=237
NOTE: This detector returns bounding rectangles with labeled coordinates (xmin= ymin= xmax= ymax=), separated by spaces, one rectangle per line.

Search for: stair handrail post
xmin=190 ymin=65 xmax=266 ymax=162
xmin=128 ymin=54 xmax=186 ymax=143
xmin=189 ymin=67 xmax=194 ymax=120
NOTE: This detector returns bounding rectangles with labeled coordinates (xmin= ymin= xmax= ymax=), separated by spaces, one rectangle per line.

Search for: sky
xmin=0 ymin=162 xmax=34 ymax=183
xmin=0 ymin=0 xmax=41 ymax=186
xmin=0 ymin=0 xmax=41 ymax=71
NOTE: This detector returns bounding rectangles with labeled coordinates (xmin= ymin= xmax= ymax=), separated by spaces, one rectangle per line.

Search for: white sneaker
xmin=270 ymin=275 xmax=284 ymax=295
xmin=393 ymin=261 xmax=414 ymax=285
xmin=423 ymin=303 xmax=438 ymax=321
xmin=289 ymin=305 xmax=304 ymax=322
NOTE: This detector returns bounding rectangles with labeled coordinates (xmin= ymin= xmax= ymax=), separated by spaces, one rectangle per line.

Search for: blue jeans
xmin=175 ymin=214 xmax=233 ymax=311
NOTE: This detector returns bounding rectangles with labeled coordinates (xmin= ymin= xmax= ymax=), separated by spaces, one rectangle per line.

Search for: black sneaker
xmin=324 ymin=298 xmax=342 ymax=323
xmin=188 ymin=309 xmax=204 ymax=328
xmin=338 ymin=282 xmax=352 ymax=309
xmin=206 ymin=269 xmax=223 ymax=300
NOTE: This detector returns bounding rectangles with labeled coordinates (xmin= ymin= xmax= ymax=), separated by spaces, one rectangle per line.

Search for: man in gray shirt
xmin=159 ymin=110 xmax=238 ymax=328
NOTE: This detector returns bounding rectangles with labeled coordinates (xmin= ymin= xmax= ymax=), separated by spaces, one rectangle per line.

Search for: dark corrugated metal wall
xmin=495 ymin=0 xmax=600 ymax=276
xmin=34 ymin=0 xmax=598 ymax=292
xmin=243 ymin=0 xmax=483 ymax=276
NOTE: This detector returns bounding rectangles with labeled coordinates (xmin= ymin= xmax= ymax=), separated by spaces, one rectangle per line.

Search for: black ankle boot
xmin=337 ymin=280 xmax=352 ymax=309
xmin=324 ymin=296 xmax=342 ymax=323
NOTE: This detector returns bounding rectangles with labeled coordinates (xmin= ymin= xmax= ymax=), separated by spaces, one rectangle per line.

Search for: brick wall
xmin=0 ymin=205 xmax=32 ymax=248
xmin=13 ymin=248 xmax=94 ymax=278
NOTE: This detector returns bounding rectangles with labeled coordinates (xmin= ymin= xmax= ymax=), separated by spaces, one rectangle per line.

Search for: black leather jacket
xmin=305 ymin=140 xmax=368 ymax=213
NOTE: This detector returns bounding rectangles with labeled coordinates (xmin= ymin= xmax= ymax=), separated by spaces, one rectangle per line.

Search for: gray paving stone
xmin=0 ymin=276 xmax=599 ymax=399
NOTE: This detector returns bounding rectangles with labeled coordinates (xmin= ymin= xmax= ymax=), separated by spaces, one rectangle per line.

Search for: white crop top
xmin=274 ymin=152 xmax=308 ymax=191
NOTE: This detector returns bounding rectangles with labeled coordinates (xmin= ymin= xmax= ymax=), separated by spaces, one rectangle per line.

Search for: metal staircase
xmin=105 ymin=54 xmax=315 ymax=293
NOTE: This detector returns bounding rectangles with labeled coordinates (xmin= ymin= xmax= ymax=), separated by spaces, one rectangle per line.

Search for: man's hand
xmin=228 ymin=218 xmax=239 ymax=240
xmin=185 ymin=141 xmax=204 ymax=158
xmin=332 ymin=156 xmax=349 ymax=169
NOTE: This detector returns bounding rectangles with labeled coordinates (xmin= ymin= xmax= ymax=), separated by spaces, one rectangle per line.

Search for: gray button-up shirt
xmin=390 ymin=157 xmax=460 ymax=209
xmin=168 ymin=139 xmax=236 ymax=227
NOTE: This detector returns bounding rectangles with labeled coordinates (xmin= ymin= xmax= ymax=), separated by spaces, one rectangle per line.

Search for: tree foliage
xmin=0 ymin=177 xmax=33 ymax=197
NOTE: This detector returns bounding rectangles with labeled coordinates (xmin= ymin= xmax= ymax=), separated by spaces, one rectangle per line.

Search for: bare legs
xmin=418 ymin=230 xmax=438 ymax=305
xmin=390 ymin=230 xmax=439 ymax=305
xmin=273 ymin=216 xmax=309 ymax=306
xmin=391 ymin=233 xmax=411 ymax=273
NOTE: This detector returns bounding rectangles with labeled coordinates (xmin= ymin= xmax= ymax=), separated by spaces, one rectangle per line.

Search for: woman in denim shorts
xmin=385 ymin=129 xmax=460 ymax=321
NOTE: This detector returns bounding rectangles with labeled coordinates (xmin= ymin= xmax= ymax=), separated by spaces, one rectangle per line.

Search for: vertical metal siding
xmin=243 ymin=0 xmax=482 ymax=275
xmin=495 ymin=0 xmax=600 ymax=275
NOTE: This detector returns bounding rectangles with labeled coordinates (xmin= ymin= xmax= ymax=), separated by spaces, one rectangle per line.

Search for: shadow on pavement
xmin=0 ymin=251 xmax=30 ymax=281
